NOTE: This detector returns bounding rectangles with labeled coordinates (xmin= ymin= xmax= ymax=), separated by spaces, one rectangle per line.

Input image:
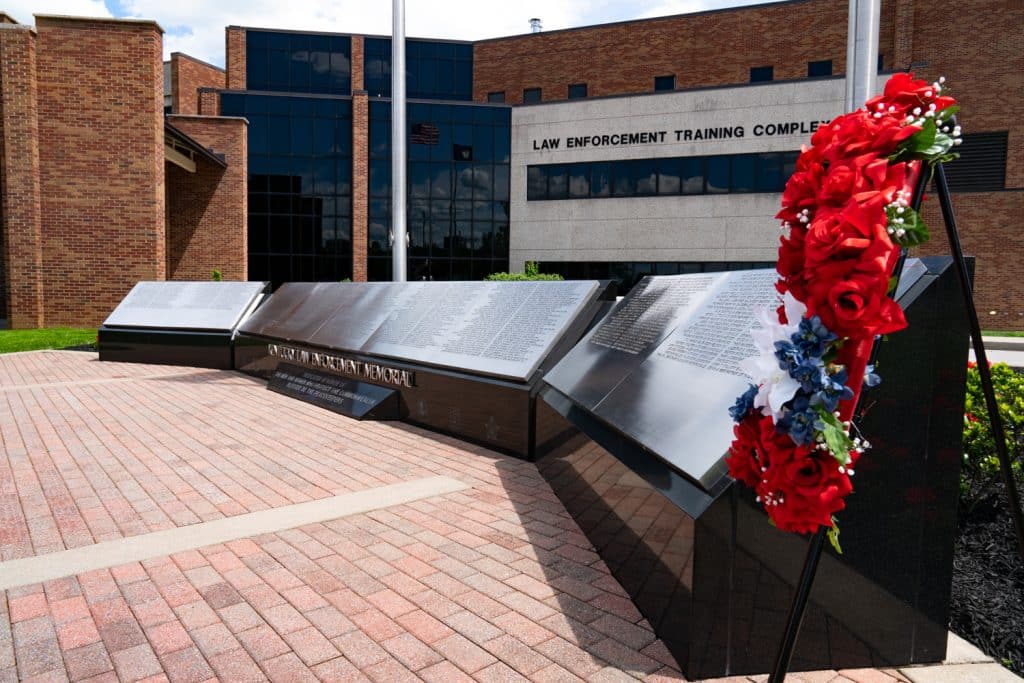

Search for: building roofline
xmin=225 ymin=24 xmax=473 ymax=45
xmin=34 ymin=14 xmax=164 ymax=33
xmin=473 ymin=0 xmax=815 ymax=44
xmin=170 ymin=52 xmax=225 ymax=72
xmin=513 ymin=73 xmax=847 ymax=107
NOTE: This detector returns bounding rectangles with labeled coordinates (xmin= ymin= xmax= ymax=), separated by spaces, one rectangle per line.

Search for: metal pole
xmin=845 ymin=0 xmax=881 ymax=111
xmin=934 ymin=163 xmax=1024 ymax=565
xmin=391 ymin=0 xmax=407 ymax=281
xmin=768 ymin=528 xmax=827 ymax=683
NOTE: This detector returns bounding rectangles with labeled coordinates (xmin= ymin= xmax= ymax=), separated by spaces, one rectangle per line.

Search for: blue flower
xmin=792 ymin=315 xmax=837 ymax=358
xmin=791 ymin=356 xmax=826 ymax=393
xmin=810 ymin=368 xmax=855 ymax=412
xmin=777 ymin=396 xmax=818 ymax=446
xmin=774 ymin=340 xmax=803 ymax=372
xmin=730 ymin=384 xmax=759 ymax=423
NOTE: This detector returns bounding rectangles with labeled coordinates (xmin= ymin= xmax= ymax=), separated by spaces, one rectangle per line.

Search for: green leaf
xmin=815 ymin=406 xmax=854 ymax=465
xmin=889 ymin=205 xmax=931 ymax=247
xmin=827 ymin=519 xmax=843 ymax=554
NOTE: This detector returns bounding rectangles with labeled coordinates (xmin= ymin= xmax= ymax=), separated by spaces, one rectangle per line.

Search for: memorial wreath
xmin=727 ymin=73 xmax=961 ymax=548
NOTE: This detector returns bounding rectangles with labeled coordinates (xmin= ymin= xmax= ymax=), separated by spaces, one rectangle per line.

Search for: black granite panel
xmin=97 ymin=327 xmax=234 ymax=369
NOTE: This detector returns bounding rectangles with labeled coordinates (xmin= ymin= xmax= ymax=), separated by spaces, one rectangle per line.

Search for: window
xmin=246 ymin=30 xmax=351 ymax=96
xmin=654 ymin=75 xmax=675 ymax=91
xmin=750 ymin=66 xmax=773 ymax=83
xmin=362 ymin=38 xmax=473 ymax=101
xmin=568 ymin=83 xmax=588 ymax=99
xmin=487 ymin=91 xmax=505 ymax=103
xmin=943 ymin=131 xmax=1008 ymax=192
xmin=808 ymin=60 xmax=833 ymax=77
xmin=525 ymin=150 xmax=801 ymax=201
xmin=522 ymin=87 xmax=542 ymax=104
xmin=878 ymin=54 xmax=885 ymax=72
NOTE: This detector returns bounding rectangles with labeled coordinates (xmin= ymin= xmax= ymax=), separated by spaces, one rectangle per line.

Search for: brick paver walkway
xmin=0 ymin=351 xmax=969 ymax=682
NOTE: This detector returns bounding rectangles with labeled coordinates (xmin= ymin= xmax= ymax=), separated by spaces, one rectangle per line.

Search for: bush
xmin=485 ymin=261 xmax=563 ymax=282
xmin=961 ymin=362 xmax=1024 ymax=513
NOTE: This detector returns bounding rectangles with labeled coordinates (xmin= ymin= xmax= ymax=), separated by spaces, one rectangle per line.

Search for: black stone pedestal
xmin=538 ymin=257 xmax=968 ymax=678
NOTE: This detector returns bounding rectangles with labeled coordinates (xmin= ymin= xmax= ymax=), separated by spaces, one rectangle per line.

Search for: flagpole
xmin=391 ymin=0 xmax=407 ymax=281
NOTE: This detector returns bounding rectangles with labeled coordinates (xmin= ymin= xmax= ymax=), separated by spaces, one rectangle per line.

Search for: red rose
xmin=865 ymin=72 xmax=956 ymax=120
xmin=776 ymin=226 xmax=808 ymax=301
xmin=727 ymin=414 xmax=771 ymax=488
xmin=804 ymin=258 xmax=907 ymax=338
xmin=777 ymin=159 xmax=824 ymax=226
xmin=762 ymin=449 xmax=855 ymax=534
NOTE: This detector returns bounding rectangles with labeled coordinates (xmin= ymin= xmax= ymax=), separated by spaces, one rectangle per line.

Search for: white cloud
xmin=3 ymin=0 xmax=778 ymax=65
xmin=1 ymin=0 xmax=112 ymax=25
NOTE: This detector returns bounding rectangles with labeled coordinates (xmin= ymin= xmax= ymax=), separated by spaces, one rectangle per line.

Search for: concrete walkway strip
xmin=0 ymin=475 xmax=469 ymax=591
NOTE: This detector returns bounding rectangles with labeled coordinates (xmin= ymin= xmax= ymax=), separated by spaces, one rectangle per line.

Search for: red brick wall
xmin=226 ymin=27 xmax=246 ymax=90
xmin=0 ymin=13 xmax=21 ymax=24
xmin=170 ymin=52 xmax=225 ymax=115
xmin=198 ymin=88 xmax=220 ymax=116
xmin=0 ymin=24 xmax=44 ymax=327
xmin=35 ymin=16 xmax=165 ymax=327
xmin=473 ymin=0 xmax=896 ymax=103
xmin=352 ymin=92 xmax=368 ymax=282
xmin=165 ymin=115 xmax=247 ymax=282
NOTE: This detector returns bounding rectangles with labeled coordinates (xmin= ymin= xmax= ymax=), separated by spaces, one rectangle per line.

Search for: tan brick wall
xmin=198 ymin=88 xmax=220 ymax=116
xmin=0 ymin=25 xmax=44 ymax=327
xmin=165 ymin=115 xmax=247 ymax=282
xmin=226 ymin=26 xmax=246 ymax=90
xmin=351 ymin=35 xmax=364 ymax=92
xmin=171 ymin=52 xmax=225 ymax=115
xmin=352 ymin=92 xmax=368 ymax=281
xmin=915 ymin=191 xmax=1024 ymax=330
xmin=473 ymin=0 xmax=898 ymax=103
xmin=35 ymin=16 xmax=165 ymax=327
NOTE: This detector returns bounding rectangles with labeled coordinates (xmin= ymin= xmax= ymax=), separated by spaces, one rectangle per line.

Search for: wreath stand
xmin=768 ymin=161 xmax=1024 ymax=683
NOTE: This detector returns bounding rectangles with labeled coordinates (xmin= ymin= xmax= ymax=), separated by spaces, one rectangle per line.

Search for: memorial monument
xmin=234 ymin=280 xmax=611 ymax=458
xmin=98 ymin=280 xmax=269 ymax=369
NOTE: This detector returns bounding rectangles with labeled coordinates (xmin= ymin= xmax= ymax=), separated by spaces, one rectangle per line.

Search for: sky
xmin=3 ymin=0 xmax=778 ymax=66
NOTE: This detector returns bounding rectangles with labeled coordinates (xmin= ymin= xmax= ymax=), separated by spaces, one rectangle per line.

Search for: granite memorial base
xmin=538 ymin=257 xmax=967 ymax=678
xmin=234 ymin=281 xmax=613 ymax=460
xmin=99 ymin=327 xmax=237 ymax=370
xmin=98 ymin=281 xmax=269 ymax=370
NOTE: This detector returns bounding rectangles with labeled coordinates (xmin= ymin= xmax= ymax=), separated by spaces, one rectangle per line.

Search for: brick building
xmin=1 ymin=0 xmax=1021 ymax=328
xmin=0 ymin=14 xmax=245 ymax=328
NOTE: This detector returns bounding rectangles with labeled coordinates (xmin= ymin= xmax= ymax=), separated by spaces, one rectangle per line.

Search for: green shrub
xmin=962 ymin=362 xmax=1024 ymax=511
xmin=211 ymin=269 xmax=223 ymax=281
xmin=485 ymin=261 xmax=563 ymax=281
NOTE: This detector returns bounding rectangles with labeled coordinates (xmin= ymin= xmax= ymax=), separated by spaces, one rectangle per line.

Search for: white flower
xmin=740 ymin=292 xmax=806 ymax=421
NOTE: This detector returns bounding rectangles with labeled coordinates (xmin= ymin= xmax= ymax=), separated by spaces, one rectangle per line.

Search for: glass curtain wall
xmin=223 ymin=31 xmax=354 ymax=285
xmin=368 ymin=100 xmax=511 ymax=281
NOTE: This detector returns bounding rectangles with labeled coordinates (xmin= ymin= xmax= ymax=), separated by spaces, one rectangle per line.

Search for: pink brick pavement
xmin=0 ymin=351 xmax=914 ymax=682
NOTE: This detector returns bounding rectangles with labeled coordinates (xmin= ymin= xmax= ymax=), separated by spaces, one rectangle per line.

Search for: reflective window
xmin=221 ymin=93 xmax=352 ymax=286
xmin=368 ymin=101 xmax=511 ymax=280
xmin=527 ymin=151 xmax=799 ymax=201
xmin=246 ymin=30 xmax=351 ymax=95
xmin=523 ymin=88 xmax=542 ymax=104
xmin=487 ymin=91 xmax=505 ymax=103
xmin=364 ymin=38 xmax=473 ymax=100
xmin=808 ymin=60 xmax=833 ymax=77
xmin=750 ymin=65 xmax=774 ymax=82
xmin=568 ymin=83 xmax=588 ymax=99
xmin=654 ymin=75 xmax=675 ymax=91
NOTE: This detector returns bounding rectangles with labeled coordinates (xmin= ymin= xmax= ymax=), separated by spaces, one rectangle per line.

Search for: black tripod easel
xmin=767 ymin=161 xmax=1024 ymax=683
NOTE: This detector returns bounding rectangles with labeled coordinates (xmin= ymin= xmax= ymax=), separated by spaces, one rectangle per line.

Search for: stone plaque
xmin=545 ymin=269 xmax=779 ymax=490
xmin=103 ymin=281 xmax=268 ymax=331
xmin=268 ymin=363 xmax=399 ymax=420
xmin=242 ymin=280 xmax=600 ymax=382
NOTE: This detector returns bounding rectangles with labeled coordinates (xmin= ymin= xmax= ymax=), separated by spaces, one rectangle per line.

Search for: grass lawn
xmin=0 ymin=328 xmax=97 ymax=354
xmin=983 ymin=330 xmax=1024 ymax=337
